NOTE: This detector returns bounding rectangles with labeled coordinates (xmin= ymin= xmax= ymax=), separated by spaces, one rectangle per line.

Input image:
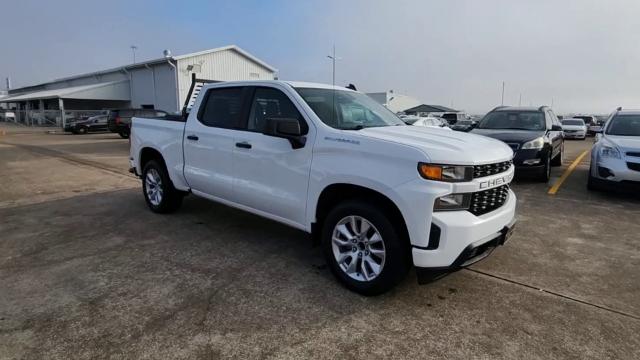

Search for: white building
xmin=0 ymin=45 xmax=277 ymax=124
xmin=366 ymin=90 xmax=422 ymax=113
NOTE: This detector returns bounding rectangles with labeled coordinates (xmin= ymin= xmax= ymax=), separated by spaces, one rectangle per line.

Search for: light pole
xmin=130 ymin=45 xmax=138 ymax=64
xmin=501 ymin=81 xmax=505 ymax=106
xmin=327 ymin=45 xmax=341 ymax=87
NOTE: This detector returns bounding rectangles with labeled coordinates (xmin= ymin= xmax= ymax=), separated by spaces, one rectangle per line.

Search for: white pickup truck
xmin=130 ymin=81 xmax=517 ymax=295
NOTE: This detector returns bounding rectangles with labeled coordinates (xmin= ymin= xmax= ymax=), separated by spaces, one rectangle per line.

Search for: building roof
xmin=0 ymin=81 xmax=130 ymax=102
xmin=10 ymin=45 xmax=277 ymax=94
xmin=404 ymin=104 xmax=458 ymax=113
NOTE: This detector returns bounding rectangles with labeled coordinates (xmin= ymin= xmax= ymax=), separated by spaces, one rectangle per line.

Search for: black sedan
xmin=69 ymin=115 xmax=109 ymax=134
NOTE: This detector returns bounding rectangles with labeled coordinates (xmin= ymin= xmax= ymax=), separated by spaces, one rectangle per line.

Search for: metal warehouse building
xmin=0 ymin=45 xmax=277 ymax=126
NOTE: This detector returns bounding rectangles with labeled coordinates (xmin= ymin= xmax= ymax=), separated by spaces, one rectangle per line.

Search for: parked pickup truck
xmin=129 ymin=81 xmax=517 ymax=295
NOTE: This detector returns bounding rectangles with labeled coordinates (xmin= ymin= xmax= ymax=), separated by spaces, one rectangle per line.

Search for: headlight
xmin=599 ymin=144 xmax=621 ymax=159
xmin=418 ymin=163 xmax=473 ymax=182
xmin=521 ymin=137 xmax=545 ymax=150
xmin=434 ymin=193 xmax=471 ymax=211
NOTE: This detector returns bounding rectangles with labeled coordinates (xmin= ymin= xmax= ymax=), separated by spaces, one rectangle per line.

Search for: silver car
xmin=588 ymin=109 xmax=640 ymax=191
xmin=561 ymin=118 xmax=587 ymax=139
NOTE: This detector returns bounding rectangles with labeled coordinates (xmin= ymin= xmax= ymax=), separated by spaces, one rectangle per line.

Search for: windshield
xmin=295 ymin=88 xmax=405 ymax=130
xmin=477 ymin=111 xmax=545 ymax=130
xmin=606 ymin=115 xmax=640 ymax=136
xmin=562 ymin=119 xmax=584 ymax=126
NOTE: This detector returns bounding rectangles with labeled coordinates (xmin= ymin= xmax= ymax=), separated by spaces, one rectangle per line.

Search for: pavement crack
xmin=465 ymin=268 xmax=640 ymax=321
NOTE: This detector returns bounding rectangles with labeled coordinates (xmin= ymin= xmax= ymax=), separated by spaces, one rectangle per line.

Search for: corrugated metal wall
xmin=129 ymin=64 xmax=178 ymax=112
xmin=176 ymin=49 xmax=275 ymax=107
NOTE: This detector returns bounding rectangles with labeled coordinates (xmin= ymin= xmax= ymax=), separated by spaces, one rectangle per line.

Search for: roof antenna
xmin=346 ymin=83 xmax=357 ymax=91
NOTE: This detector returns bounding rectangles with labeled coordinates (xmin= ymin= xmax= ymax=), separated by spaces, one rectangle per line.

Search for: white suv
xmin=589 ymin=109 xmax=640 ymax=191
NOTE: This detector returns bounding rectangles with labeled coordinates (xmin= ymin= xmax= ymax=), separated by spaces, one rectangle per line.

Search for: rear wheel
xmin=118 ymin=130 xmax=129 ymax=139
xmin=322 ymin=200 xmax=409 ymax=296
xmin=142 ymin=160 xmax=183 ymax=213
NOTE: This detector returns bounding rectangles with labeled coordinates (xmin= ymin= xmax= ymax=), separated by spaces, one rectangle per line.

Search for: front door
xmin=183 ymin=86 xmax=248 ymax=200
xmin=232 ymin=86 xmax=314 ymax=226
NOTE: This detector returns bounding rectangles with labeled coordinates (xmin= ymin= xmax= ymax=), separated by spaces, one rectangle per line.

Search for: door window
xmin=247 ymin=87 xmax=307 ymax=134
xmin=198 ymin=87 xmax=245 ymax=129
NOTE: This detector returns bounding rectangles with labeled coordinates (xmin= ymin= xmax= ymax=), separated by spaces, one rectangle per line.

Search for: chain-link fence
xmin=0 ymin=110 xmax=109 ymax=128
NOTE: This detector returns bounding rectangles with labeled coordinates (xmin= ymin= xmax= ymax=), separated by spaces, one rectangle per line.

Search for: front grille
xmin=627 ymin=162 xmax=640 ymax=172
xmin=627 ymin=152 xmax=640 ymax=158
xmin=506 ymin=143 xmax=520 ymax=151
xmin=473 ymin=160 xmax=512 ymax=179
xmin=469 ymin=185 xmax=509 ymax=216
xmin=564 ymin=130 xmax=577 ymax=133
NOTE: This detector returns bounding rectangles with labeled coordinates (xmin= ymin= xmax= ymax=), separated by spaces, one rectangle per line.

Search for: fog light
xmin=523 ymin=159 xmax=542 ymax=165
xmin=597 ymin=166 xmax=614 ymax=178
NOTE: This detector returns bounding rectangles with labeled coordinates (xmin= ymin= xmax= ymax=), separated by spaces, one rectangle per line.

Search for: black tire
xmin=77 ymin=126 xmax=88 ymax=134
xmin=142 ymin=160 xmax=183 ymax=213
xmin=321 ymin=200 xmax=410 ymax=296
xmin=118 ymin=130 xmax=130 ymax=139
xmin=551 ymin=143 xmax=563 ymax=167
xmin=587 ymin=165 xmax=601 ymax=191
xmin=537 ymin=155 xmax=551 ymax=182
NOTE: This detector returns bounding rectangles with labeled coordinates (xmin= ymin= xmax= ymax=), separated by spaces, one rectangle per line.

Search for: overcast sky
xmin=1 ymin=0 xmax=639 ymax=114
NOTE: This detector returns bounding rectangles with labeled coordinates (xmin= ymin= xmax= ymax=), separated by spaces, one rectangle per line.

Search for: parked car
xmin=68 ymin=115 xmax=109 ymax=134
xmin=588 ymin=109 xmax=640 ymax=192
xmin=450 ymin=119 xmax=477 ymax=132
xmin=129 ymin=81 xmax=517 ymax=295
xmin=470 ymin=106 xmax=564 ymax=182
xmin=107 ymin=109 xmax=169 ymax=138
xmin=0 ymin=111 xmax=16 ymax=122
xmin=561 ymin=118 xmax=587 ymax=140
xmin=411 ymin=116 xmax=451 ymax=130
xmin=572 ymin=115 xmax=599 ymax=136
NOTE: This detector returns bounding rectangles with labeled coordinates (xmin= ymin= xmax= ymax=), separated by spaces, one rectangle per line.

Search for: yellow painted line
xmin=548 ymin=150 xmax=590 ymax=195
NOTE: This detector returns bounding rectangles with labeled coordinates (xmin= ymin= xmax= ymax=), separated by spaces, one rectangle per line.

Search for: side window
xmin=198 ymin=87 xmax=245 ymax=129
xmin=247 ymin=87 xmax=308 ymax=134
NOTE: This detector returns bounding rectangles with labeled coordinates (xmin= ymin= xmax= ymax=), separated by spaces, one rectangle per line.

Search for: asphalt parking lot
xmin=1 ymin=126 xmax=639 ymax=359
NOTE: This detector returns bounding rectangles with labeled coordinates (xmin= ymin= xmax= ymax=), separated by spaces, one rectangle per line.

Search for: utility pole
xmin=327 ymin=45 xmax=341 ymax=87
xmin=130 ymin=45 xmax=138 ymax=64
xmin=551 ymin=97 xmax=554 ymax=108
xmin=501 ymin=81 xmax=505 ymax=106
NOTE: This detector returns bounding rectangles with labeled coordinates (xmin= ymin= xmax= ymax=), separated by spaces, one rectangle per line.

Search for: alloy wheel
xmin=331 ymin=215 xmax=386 ymax=282
xmin=145 ymin=168 xmax=163 ymax=206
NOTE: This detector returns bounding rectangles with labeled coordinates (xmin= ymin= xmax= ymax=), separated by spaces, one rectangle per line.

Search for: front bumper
xmin=411 ymin=188 xmax=517 ymax=269
xmin=592 ymin=153 xmax=640 ymax=183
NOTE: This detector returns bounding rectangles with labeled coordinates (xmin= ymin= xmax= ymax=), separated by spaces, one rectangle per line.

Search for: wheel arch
xmin=312 ymin=183 xmax=410 ymax=251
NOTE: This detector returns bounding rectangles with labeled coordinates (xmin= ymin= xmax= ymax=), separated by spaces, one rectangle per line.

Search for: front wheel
xmin=551 ymin=143 xmax=563 ymax=167
xmin=322 ymin=200 xmax=410 ymax=296
xmin=538 ymin=156 xmax=551 ymax=182
xmin=142 ymin=160 xmax=183 ymax=213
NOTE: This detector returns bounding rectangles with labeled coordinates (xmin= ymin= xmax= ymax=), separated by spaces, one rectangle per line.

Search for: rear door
xmin=183 ymin=86 xmax=250 ymax=200
xmin=231 ymin=86 xmax=314 ymax=226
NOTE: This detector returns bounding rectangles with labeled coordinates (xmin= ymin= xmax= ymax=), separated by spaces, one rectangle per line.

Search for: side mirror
xmin=551 ymin=125 xmax=563 ymax=131
xmin=265 ymin=117 xmax=306 ymax=149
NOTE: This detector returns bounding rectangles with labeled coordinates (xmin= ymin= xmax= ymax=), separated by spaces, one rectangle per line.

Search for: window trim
xmin=241 ymin=86 xmax=309 ymax=135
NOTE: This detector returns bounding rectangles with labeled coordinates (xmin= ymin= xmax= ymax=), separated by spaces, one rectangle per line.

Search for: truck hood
xmin=358 ymin=126 xmax=513 ymax=165
xmin=469 ymin=128 xmax=545 ymax=144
